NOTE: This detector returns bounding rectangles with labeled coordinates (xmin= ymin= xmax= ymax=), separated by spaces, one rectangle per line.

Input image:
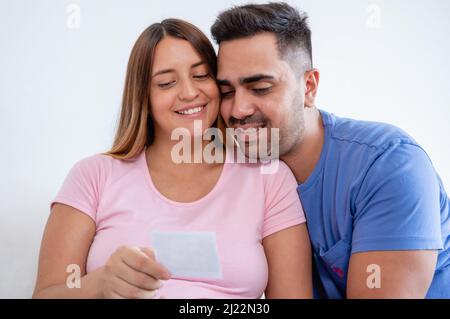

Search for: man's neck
xmin=281 ymin=107 xmax=324 ymax=184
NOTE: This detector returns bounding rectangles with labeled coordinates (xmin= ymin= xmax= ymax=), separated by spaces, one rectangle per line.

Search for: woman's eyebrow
xmin=152 ymin=61 xmax=205 ymax=78
xmin=152 ymin=68 xmax=174 ymax=77
xmin=191 ymin=61 xmax=206 ymax=68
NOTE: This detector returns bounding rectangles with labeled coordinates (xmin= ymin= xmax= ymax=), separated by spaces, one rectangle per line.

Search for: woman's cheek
xmin=151 ymin=92 xmax=173 ymax=113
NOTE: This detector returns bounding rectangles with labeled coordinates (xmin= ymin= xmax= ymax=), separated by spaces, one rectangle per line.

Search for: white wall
xmin=0 ymin=0 xmax=449 ymax=298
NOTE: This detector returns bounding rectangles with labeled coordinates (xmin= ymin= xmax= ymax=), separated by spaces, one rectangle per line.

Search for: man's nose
xmin=230 ymin=90 xmax=256 ymax=121
xmin=178 ymin=79 xmax=199 ymax=101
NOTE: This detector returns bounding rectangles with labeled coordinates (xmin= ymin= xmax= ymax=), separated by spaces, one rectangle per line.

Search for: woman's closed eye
xmin=193 ymin=73 xmax=210 ymax=80
xmin=157 ymin=81 xmax=176 ymax=88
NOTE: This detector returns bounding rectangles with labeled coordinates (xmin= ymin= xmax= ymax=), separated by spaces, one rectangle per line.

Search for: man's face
xmin=217 ymin=32 xmax=306 ymax=159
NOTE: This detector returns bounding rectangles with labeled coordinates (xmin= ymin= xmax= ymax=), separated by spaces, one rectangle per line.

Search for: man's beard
xmin=228 ymin=111 xmax=269 ymax=160
xmin=278 ymin=110 xmax=305 ymax=158
xmin=227 ymin=101 xmax=305 ymax=161
xmin=228 ymin=111 xmax=268 ymax=127
xmin=278 ymin=92 xmax=307 ymax=158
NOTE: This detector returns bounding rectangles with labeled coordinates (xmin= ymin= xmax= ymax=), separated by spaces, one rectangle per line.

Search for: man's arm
xmin=347 ymin=250 xmax=437 ymax=298
xmin=348 ymin=143 xmax=443 ymax=298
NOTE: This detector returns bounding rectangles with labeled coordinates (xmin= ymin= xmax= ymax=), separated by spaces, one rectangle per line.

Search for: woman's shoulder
xmin=228 ymin=159 xmax=296 ymax=184
xmin=75 ymin=150 xmax=141 ymax=168
xmin=70 ymin=150 xmax=142 ymax=179
xmin=63 ymin=151 xmax=143 ymax=196
xmin=260 ymin=159 xmax=297 ymax=186
xmin=228 ymin=158 xmax=289 ymax=173
xmin=72 ymin=152 xmax=113 ymax=171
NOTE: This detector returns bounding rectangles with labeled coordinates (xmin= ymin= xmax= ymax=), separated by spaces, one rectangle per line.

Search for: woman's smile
xmin=174 ymin=103 xmax=208 ymax=119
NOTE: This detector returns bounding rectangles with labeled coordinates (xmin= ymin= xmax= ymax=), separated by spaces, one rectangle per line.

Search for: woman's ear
xmin=304 ymin=69 xmax=320 ymax=108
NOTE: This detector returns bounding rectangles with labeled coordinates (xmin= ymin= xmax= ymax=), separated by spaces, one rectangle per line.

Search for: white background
xmin=0 ymin=0 xmax=449 ymax=298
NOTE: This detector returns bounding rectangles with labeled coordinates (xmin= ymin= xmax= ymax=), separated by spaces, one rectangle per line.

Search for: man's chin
xmin=236 ymin=140 xmax=277 ymax=162
xmin=242 ymin=144 xmax=258 ymax=161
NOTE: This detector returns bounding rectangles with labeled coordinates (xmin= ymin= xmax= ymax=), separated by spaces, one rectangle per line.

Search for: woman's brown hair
xmin=104 ymin=19 xmax=220 ymax=160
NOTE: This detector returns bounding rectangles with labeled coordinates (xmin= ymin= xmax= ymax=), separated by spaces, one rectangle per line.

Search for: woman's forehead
xmin=153 ymin=36 xmax=203 ymax=67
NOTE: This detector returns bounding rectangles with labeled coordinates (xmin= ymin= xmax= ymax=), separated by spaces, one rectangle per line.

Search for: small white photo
xmin=150 ymin=231 xmax=222 ymax=280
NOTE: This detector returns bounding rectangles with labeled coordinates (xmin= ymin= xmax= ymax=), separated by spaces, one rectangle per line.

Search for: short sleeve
xmin=352 ymin=142 xmax=443 ymax=253
xmin=262 ymin=160 xmax=306 ymax=238
xmin=50 ymin=155 xmax=106 ymax=222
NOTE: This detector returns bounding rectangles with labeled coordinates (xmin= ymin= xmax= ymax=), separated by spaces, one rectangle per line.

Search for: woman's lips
xmin=174 ymin=104 xmax=207 ymax=119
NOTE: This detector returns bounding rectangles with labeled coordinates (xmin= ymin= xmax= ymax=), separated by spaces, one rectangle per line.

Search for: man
xmin=211 ymin=2 xmax=450 ymax=298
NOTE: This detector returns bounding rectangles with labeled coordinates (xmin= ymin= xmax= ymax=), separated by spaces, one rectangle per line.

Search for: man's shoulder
xmin=319 ymin=109 xmax=434 ymax=182
xmin=322 ymin=109 xmax=419 ymax=151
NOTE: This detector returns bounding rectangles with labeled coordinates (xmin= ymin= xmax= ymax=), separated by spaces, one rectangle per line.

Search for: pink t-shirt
xmin=50 ymin=147 xmax=306 ymax=299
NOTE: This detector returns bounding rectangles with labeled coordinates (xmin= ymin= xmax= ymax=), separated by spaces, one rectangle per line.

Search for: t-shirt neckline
xmin=140 ymin=146 xmax=228 ymax=207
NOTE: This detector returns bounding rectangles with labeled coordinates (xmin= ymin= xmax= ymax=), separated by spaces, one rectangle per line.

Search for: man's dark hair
xmin=211 ymin=2 xmax=313 ymax=71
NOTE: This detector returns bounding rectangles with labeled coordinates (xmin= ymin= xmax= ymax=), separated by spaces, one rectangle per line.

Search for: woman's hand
xmin=101 ymin=246 xmax=171 ymax=299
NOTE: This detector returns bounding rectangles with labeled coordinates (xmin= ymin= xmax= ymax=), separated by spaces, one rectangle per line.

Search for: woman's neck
xmin=146 ymin=136 xmax=223 ymax=174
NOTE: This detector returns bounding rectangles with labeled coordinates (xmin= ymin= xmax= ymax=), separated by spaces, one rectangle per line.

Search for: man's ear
xmin=304 ymin=69 xmax=320 ymax=107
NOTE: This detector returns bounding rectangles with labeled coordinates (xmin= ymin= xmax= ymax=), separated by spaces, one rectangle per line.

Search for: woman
xmin=33 ymin=19 xmax=312 ymax=299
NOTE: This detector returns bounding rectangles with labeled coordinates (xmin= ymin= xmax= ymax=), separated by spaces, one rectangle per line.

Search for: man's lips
xmin=233 ymin=123 xmax=265 ymax=130
xmin=234 ymin=123 xmax=267 ymax=143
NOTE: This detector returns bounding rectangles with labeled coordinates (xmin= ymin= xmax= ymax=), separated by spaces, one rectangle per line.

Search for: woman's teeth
xmin=176 ymin=105 xmax=205 ymax=115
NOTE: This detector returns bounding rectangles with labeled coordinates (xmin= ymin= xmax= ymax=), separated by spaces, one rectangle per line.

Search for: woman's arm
xmin=262 ymin=223 xmax=313 ymax=299
xmin=33 ymin=203 xmax=170 ymax=299
xmin=33 ymin=203 xmax=102 ymax=298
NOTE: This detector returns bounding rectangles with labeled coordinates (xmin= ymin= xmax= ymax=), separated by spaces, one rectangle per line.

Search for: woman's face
xmin=150 ymin=36 xmax=219 ymax=139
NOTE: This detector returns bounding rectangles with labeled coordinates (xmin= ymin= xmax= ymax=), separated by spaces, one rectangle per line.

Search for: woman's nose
xmin=178 ymin=79 xmax=200 ymax=101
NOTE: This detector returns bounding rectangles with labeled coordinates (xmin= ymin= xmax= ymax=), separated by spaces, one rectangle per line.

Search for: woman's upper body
xmin=49 ymin=146 xmax=306 ymax=298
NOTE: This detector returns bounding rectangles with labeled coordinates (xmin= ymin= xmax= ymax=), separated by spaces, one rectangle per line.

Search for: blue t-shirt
xmin=298 ymin=109 xmax=450 ymax=298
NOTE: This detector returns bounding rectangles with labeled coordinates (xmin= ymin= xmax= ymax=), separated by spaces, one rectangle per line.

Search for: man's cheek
xmin=259 ymin=106 xmax=278 ymax=127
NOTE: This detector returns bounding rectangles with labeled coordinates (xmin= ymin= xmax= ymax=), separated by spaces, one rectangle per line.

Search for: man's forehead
xmin=218 ymin=33 xmax=278 ymax=61
xmin=217 ymin=33 xmax=281 ymax=81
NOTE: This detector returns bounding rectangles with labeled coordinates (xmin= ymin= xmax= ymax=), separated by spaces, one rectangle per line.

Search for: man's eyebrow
xmin=217 ymin=74 xmax=275 ymax=86
xmin=152 ymin=61 xmax=206 ymax=77
xmin=217 ymin=79 xmax=231 ymax=86
xmin=240 ymin=74 xmax=275 ymax=84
